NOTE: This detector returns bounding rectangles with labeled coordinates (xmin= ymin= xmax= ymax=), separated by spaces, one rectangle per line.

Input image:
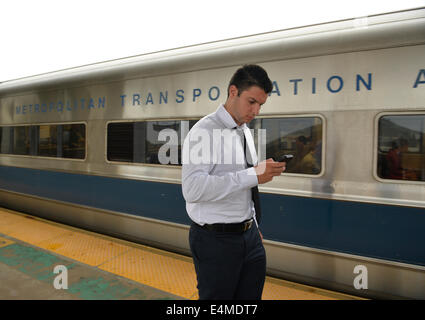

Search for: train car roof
xmin=1 ymin=7 xmax=424 ymax=96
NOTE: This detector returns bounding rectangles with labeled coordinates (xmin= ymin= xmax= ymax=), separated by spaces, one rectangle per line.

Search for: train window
xmin=107 ymin=120 xmax=198 ymax=165
xmin=38 ymin=123 xmax=85 ymax=159
xmin=0 ymin=123 xmax=85 ymax=159
xmin=377 ymin=114 xmax=425 ymax=182
xmin=38 ymin=125 xmax=58 ymax=157
xmin=62 ymin=124 xmax=86 ymax=159
xmin=13 ymin=126 xmax=31 ymax=155
xmin=107 ymin=122 xmax=134 ymax=162
xmin=248 ymin=117 xmax=323 ymax=175
xmin=0 ymin=127 xmax=12 ymax=154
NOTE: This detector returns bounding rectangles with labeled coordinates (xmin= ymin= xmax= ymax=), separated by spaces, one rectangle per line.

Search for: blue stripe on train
xmin=0 ymin=165 xmax=424 ymax=266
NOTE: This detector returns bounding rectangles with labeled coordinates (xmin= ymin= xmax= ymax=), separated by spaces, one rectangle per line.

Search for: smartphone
xmin=275 ymin=154 xmax=294 ymax=163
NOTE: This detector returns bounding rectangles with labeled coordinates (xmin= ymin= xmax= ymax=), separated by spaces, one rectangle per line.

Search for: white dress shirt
xmin=181 ymin=104 xmax=259 ymax=225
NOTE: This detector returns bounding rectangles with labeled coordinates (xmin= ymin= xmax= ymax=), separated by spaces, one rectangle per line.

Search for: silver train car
xmin=1 ymin=8 xmax=424 ymax=299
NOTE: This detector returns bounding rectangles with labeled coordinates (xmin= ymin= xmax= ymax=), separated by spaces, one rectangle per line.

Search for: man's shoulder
xmin=191 ymin=113 xmax=223 ymax=132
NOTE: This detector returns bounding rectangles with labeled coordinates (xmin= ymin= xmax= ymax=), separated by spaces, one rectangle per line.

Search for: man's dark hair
xmin=227 ymin=64 xmax=273 ymax=97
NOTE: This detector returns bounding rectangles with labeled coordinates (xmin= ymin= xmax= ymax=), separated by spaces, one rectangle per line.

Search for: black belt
xmin=198 ymin=219 xmax=253 ymax=233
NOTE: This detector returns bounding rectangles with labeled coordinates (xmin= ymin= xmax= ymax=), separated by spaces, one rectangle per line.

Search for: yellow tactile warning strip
xmin=38 ymin=231 xmax=131 ymax=267
xmin=0 ymin=207 xmax=361 ymax=300
xmin=99 ymin=247 xmax=198 ymax=299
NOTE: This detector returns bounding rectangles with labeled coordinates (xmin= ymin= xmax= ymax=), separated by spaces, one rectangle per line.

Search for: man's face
xmin=227 ymin=85 xmax=268 ymax=126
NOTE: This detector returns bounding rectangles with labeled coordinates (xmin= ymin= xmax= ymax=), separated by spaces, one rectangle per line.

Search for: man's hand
xmin=254 ymin=158 xmax=286 ymax=184
xmin=259 ymin=229 xmax=263 ymax=241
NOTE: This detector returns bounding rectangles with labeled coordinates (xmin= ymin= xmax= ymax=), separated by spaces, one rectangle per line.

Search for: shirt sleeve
xmin=181 ymin=128 xmax=258 ymax=203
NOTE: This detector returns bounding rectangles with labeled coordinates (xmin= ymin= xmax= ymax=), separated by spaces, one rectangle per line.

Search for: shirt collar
xmin=216 ymin=103 xmax=247 ymax=130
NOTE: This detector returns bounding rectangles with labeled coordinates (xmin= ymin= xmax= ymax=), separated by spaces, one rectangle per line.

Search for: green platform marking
xmin=68 ymin=277 xmax=146 ymax=300
xmin=0 ymin=241 xmax=181 ymax=300
xmin=0 ymin=243 xmax=76 ymax=281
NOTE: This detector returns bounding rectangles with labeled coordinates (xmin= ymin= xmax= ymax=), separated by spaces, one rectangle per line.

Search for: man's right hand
xmin=254 ymin=158 xmax=286 ymax=184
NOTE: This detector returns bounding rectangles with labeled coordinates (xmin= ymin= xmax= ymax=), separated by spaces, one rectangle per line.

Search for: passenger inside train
xmin=377 ymin=114 xmax=425 ymax=182
xmin=285 ymin=136 xmax=320 ymax=175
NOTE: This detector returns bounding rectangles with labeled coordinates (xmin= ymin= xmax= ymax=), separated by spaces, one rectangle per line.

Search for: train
xmin=1 ymin=8 xmax=424 ymax=299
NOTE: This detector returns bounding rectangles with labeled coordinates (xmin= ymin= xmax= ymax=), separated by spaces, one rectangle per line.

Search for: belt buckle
xmin=243 ymin=219 xmax=253 ymax=232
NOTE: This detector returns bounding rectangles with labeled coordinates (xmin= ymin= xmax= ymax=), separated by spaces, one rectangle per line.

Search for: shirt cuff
xmin=244 ymin=167 xmax=259 ymax=188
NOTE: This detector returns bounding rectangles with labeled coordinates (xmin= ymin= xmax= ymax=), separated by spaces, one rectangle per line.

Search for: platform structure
xmin=0 ymin=207 xmax=362 ymax=300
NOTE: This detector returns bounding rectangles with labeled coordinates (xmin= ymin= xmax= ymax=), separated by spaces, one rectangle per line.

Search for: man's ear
xmin=228 ymin=85 xmax=239 ymax=98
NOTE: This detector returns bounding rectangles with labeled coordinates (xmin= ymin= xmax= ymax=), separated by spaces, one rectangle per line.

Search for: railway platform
xmin=0 ymin=207 xmax=362 ymax=300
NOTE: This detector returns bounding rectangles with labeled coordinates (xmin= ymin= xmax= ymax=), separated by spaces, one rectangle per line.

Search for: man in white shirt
xmin=182 ymin=65 xmax=286 ymax=300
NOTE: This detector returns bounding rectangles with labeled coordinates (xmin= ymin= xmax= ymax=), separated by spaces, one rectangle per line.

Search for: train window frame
xmin=373 ymin=111 xmax=425 ymax=185
xmin=248 ymin=113 xmax=326 ymax=178
xmin=0 ymin=121 xmax=87 ymax=162
xmin=105 ymin=118 xmax=200 ymax=167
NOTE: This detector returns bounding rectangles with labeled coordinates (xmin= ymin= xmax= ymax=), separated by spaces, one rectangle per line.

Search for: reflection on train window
xmin=107 ymin=120 xmax=198 ymax=165
xmin=249 ymin=117 xmax=323 ymax=175
xmin=377 ymin=114 xmax=425 ymax=182
xmin=0 ymin=124 xmax=85 ymax=159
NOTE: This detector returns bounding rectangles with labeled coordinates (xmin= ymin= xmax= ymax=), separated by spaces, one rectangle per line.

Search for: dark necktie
xmin=242 ymin=132 xmax=262 ymax=225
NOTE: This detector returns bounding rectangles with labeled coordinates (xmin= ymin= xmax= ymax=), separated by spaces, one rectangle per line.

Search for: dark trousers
xmin=189 ymin=222 xmax=266 ymax=300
